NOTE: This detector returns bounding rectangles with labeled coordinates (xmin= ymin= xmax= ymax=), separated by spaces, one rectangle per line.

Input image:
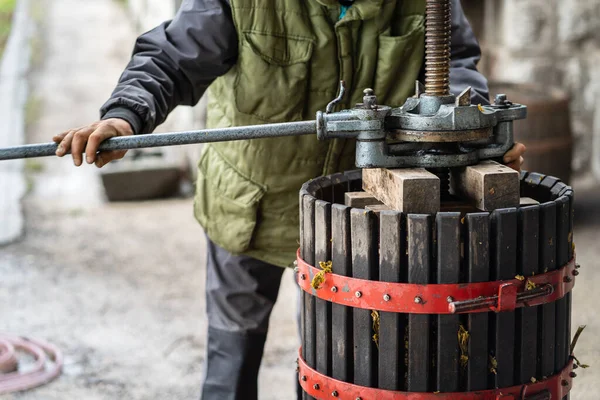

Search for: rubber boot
xmin=200 ymin=327 xmax=267 ymax=400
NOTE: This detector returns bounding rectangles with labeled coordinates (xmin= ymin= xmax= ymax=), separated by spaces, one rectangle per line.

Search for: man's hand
xmin=503 ymin=142 xmax=526 ymax=172
xmin=53 ymin=119 xmax=134 ymax=168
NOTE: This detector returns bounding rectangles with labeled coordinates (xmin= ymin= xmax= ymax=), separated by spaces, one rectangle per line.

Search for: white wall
xmin=127 ymin=0 xmax=177 ymax=32
xmin=0 ymin=0 xmax=31 ymax=244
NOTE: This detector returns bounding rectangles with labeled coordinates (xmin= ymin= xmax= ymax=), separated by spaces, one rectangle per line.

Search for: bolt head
xmin=331 ymin=286 xmax=338 ymax=293
xmin=355 ymin=291 xmax=362 ymax=298
xmin=293 ymin=260 xmax=298 ymax=266
xmin=494 ymin=94 xmax=507 ymax=105
xmin=301 ymin=375 xmax=307 ymax=381
xmin=573 ymin=270 xmax=579 ymax=276
xmin=575 ymin=264 xmax=581 ymax=269
xmin=332 ymin=391 xmax=339 ymax=397
xmin=313 ymin=384 xmax=320 ymax=390
xmin=564 ymin=276 xmax=572 ymax=283
xmin=383 ymin=294 xmax=391 ymax=302
xmin=570 ymin=372 xmax=577 ymax=378
xmin=561 ymin=379 xmax=569 ymax=387
xmin=293 ymin=267 xmax=299 ymax=273
xmin=573 ymin=363 xmax=579 ymax=369
xmin=447 ymin=296 xmax=454 ymax=303
xmin=356 ymin=397 xmax=363 ymax=400
xmin=414 ymin=296 xmax=423 ymax=304
xmin=300 ymin=274 xmax=306 ymax=280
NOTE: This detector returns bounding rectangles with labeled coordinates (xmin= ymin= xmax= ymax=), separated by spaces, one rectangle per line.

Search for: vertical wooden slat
xmin=302 ymin=195 xmax=316 ymax=400
xmin=516 ymin=205 xmax=540 ymax=384
xmin=555 ymin=196 xmax=570 ymax=378
xmin=538 ymin=201 xmax=557 ymax=379
xmin=565 ymin=190 xmax=574 ymax=400
xmin=490 ymin=208 xmax=517 ymax=389
xmin=565 ymin=291 xmax=572 ymax=400
xmin=331 ymin=172 xmax=350 ymax=204
xmin=317 ymin=177 xmax=333 ymax=203
xmin=331 ymin=204 xmax=353 ymax=383
xmin=566 ymin=190 xmax=574 ymax=400
xmin=407 ymin=214 xmax=432 ymax=392
xmin=538 ymin=175 xmax=560 ymax=203
xmin=345 ymin=169 xmax=363 ymax=192
xmin=465 ymin=213 xmax=490 ymax=391
xmin=299 ymin=192 xmax=306 ymax=362
xmin=523 ymin=172 xmax=546 ymax=200
xmin=436 ymin=213 xmax=461 ymax=392
xmin=378 ymin=211 xmax=406 ymax=390
xmin=315 ymin=200 xmax=332 ymax=378
xmin=298 ymin=192 xmax=306 ymax=400
xmin=567 ymin=191 xmax=574 ymax=263
xmin=549 ymin=182 xmax=568 ymax=201
xmin=351 ymin=208 xmax=378 ymax=388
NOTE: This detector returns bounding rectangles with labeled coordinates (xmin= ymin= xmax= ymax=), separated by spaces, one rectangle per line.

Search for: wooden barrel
xmin=297 ymin=170 xmax=575 ymax=399
xmin=489 ymin=82 xmax=573 ymax=183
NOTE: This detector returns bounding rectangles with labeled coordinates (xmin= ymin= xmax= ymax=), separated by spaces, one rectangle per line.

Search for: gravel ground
xmin=1 ymin=0 xmax=599 ymax=399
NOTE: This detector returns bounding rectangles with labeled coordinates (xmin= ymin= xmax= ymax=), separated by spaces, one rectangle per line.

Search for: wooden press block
xmin=451 ymin=160 xmax=520 ymax=211
xmin=362 ymin=168 xmax=440 ymax=214
xmin=520 ymin=197 xmax=541 ymax=206
xmin=344 ymin=192 xmax=383 ymax=208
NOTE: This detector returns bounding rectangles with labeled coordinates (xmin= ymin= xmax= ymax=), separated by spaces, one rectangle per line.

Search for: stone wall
xmin=466 ymin=0 xmax=600 ymax=178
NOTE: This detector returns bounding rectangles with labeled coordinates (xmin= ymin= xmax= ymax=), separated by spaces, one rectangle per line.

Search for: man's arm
xmin=53 ymin=0 xmax=238 ymax=167
xmin=450 ymin=0 xmax=490 ymax=105
xmin=102 ymin=0 xmax=238 ymax=135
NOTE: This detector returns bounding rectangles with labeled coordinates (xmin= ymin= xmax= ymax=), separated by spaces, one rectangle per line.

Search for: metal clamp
xmin=451 ymin=283 xmax=554 ymax=314
xmin=492 ymin=283 xmax=519 ymax=312
xmin=315 ymin=81 xmax=527 ymax=169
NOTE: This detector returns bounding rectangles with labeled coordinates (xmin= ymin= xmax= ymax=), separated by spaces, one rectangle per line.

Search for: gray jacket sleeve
xmin=450 ymin=0 xmax=490 ymax=104
xmin=100 ymin=0 xmax=237 ymax=134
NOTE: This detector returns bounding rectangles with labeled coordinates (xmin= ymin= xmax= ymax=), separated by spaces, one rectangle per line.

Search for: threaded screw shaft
xmin=424 ymin=0 xmax=452 ymax=96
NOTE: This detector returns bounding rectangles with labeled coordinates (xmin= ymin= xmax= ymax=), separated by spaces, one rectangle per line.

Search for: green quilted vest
xmin=195 ymin=0 xmax=425 ymax=267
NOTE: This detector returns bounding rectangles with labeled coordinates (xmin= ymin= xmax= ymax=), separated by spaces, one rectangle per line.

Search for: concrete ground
xmin=567 ymin=174 xmax=600 ymax=398
xmin=0 ymin=1 xmax=297 ymax=399
xmin=0 ymin=0 xmax=599 ymax=399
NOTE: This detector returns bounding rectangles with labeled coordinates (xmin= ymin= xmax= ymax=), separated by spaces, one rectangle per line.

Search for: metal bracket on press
xmin=451 ymin=283 xmax=554 ymax=314
xmin=491 ymin=283 xmax=519 ymax=312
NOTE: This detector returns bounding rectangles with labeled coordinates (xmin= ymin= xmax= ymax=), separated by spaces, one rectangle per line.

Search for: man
xmin=53 ymin=1 xmax=526 ymax=399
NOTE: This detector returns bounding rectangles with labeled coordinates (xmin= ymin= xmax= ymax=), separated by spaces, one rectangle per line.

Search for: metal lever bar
xmin=0 ymin=120 xmax=317 ymax=161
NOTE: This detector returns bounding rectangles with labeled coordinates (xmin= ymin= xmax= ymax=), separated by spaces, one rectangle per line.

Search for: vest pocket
xmin=194 ymin=145 xmax=267 ymax=254
xmin=234 ymin=32 xmax=314 ymax=122
xmin=374 ymin=15 xmax=425 ymax=106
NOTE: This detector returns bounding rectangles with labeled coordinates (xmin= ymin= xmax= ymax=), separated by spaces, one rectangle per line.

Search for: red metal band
xmin=296 ymin=249 xmax=577 ymax=314
xmin=298 ymin=350 xmax=574 ymax=400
